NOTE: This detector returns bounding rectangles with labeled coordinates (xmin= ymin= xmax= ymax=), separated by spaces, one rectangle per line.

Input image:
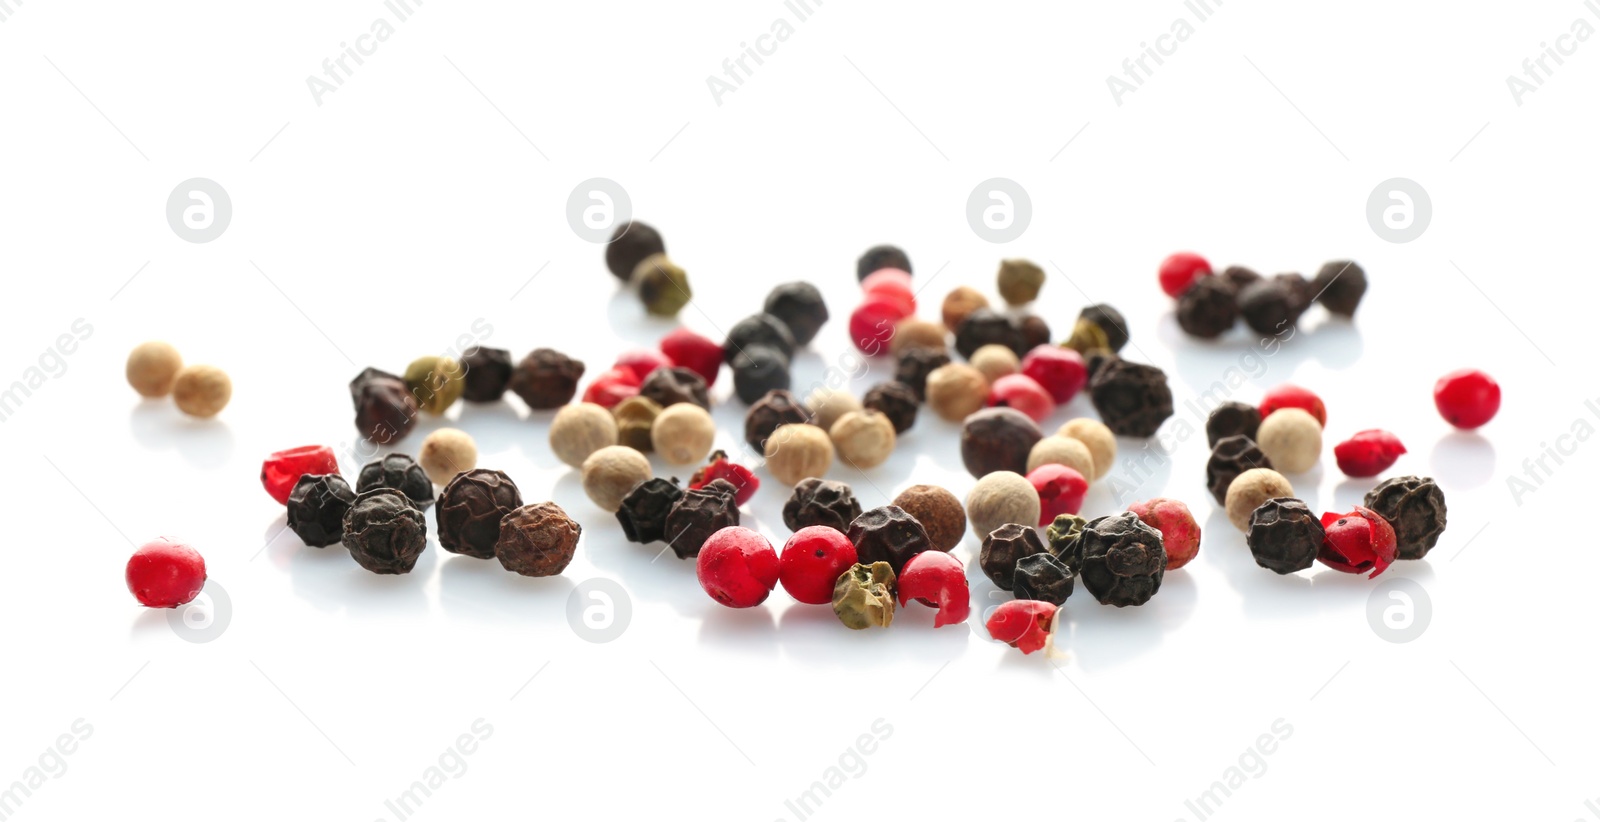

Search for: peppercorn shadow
xmin=605 ymin=289 xmax=687 ymax=349
xmin=1428 ymin=431 xmax=1496 ymax=489
xmin=775 ymin=598 xmax=969 ymax=667
xmin=284 ymin=530 xmax=432 ymax=614
xmin=436 ymin=556 xmax=576 ymax=618
xmin=128 ymin=399 xmax=237 ymax=469
xmin=1162 ymin=315 xmax=1365 ymax=405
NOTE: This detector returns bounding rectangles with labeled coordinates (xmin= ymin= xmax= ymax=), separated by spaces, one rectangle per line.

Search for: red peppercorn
xmin=1260 ymin=384 xmax=1326 ymax=428
xmin=1159 ymin=251 xmax=1211 ymax=298
xmin=860 ymin=268 xmax=915 ymax=315
xmin=849 ymin=299 xmax=910 ymax=356
xmin=896 ymin=551 xmax=970 ymax=627
xmin=689 ymin=451 xmax=761 ymax=507
xmin=1019 ymin=345 xmax=1088 ymax=404
xmin=778 ymin=525 xmax=858 ymax=605
xmin=1027 ymin=464 xmax=1088 ymax=525
xmin=660 ymin=327 xmax=723 ymax=388
xmin=988 ymin=373 xmax=1056 ymax=423
xmin=1128 ymin=497 xmax=1201 ymax=570
xmin=125 ymin=537 xmax=207 ymax=608
xmin=260 ymin=445 xmax=340 ymax=505
xmin=986 ymin=599 xmax=1056 ymax=654
xmin=613 ymin=348 xmax=673 ymax=383
xmin=1433 ymin=369 xmax=1500 ymax=430
xmin=582 ymin=367 xmax=641 ymax=409
xmin=1333 ymin=429 xmax=1407 ymax=477
xmin=1317 ymin=506 xmax=1397 ymax=578
xmin=696 ymin=526 xmax=780 ymax=608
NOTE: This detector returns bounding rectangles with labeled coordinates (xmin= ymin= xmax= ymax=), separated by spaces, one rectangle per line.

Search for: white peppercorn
xmin=1057 ymin=418 xmax=1116 ymax=481
xmin=549 ymin=402 xmax=618 ymax=468
xmin=969 ymin=343 xmax=1020 ymax=383
xmin=581 ymin=445 xmax=652 ymax=512
xmin=1027 ymin=435 xmax=1096 ymax=480
xmin=830 ymin=409 xmax=896 ymax=469
xmin=764 ymin=423 xmax=834 ymax=486
xmin=418 ymin=428 xmax=478 ymax=485
xmin=925 ymin=363 xmax=989 ymax=422
xmin=965 ymin=471 xmax=1040 ymax=541
xmin=1225 ymin=468 xmax=1294 ymax=532
xmin=804 ymin=387 xmax=862 ymax=433
xmin=1256 ymin=408 xmax=1322 ymax=473
xmin=652 ymin=403 xmax=716 ymax=466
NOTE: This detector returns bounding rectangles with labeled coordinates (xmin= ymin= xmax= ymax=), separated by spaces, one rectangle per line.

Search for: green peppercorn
xmin=404 ymin=356 xmax=465 ymax=415
xmin=996 ymin=259 xmax=1046 ymax=306
xmin=612 ymin=395 xmax=662 ymax=452
xmin=1045 ymin=513 xmax=1088 ymax=570
xmin=833 ymin=562 xmax=896 ymax=630
xmin=634 ymin=253 xmax=692 ymax=317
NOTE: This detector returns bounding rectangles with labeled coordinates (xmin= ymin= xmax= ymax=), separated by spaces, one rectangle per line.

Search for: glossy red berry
xmin=986 ymin=600 xmax=1057 ymax=654
xmin=896 ymin=551 xmax=970 ymax=627
xmin=1159 ymin=251 xmax=1211 ymax=298
xmin=1027 ymin=464 xmax=1088 ymax=526
xmin=582 ymin=367 xmax=641 ymax=409
xmin=260 ymin=445 xmax=339 ymax=505
xmin=778 ymin=526 xmax=858 ymax=605
xmin=849 ymin=299 xmax=911 ymax=356
xmin=697 ymin=527 xmax=780 ymax=608
xmin=1333 ymin=429 xmax=1407 ymax=477
xmin=988 ymin=374 xmax=1056 ymax=423
xmin=1020 ymin=345 xmax=1088 ymax=404
xmin=689 ymin=451 xmax=761 ymax=506
xmin=126 ymin=537 xmax=207 ymax=608
xmin=1128 ymin=497 xmax=1201 ymax=570
xmin=660 ymin=327 xmax=723 ymax=388
xmin=860 ymin=268 xmax=915 ymax=315
xmin=1317 ymin=506 xmax=1397 ymax=578
xmin=1433 ymin=369 xmax=1500 ymax=430
xmin=613 ymin=349 xmax=672 ymax=383
xmin=1260 ymin=384 xmax=1326 ymax=428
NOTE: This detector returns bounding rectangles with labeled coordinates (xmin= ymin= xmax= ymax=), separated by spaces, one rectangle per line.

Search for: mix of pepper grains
xmin=121 ymin=233 xmax=1496 ymax=656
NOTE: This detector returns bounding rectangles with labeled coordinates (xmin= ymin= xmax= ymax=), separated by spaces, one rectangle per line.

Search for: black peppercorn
xmin=1206 ymin=435 xmax=1273 ymax=506
xmin=1089 ymin=360 xmax=1174 ymax=438
xmin=459 ymin=347 xmax=514 ymax=403
xmin=960 ymin=407 xmax=1042 ymax=478
xmin=662 ymin=479 xmax=740 ymax=559
xmin=745 ymin=390 xmax=809 ymax=452
xmin=731 ymin=346 xmax=791 ymax=405
xmin=1237 ymin=278 xmax=1300 ymax=337
xmin=497 ymin=502 xmax=582 ymax=577
xmin=782 ymin=477 xmax=863 ymax=533
xmin=639 ymin=366 xmax=710 ymax=410
xmin=615 ymin=477 xmax=684 ymax=544
xmin=863 ymin=381 xmax=919 ymax=434
xmin=1245 ymin=497 xmax=1322 ymax=574
xmin=723 ymin=313 xmax=795 ymax=366
xmin=845 ymin=505 xmax=933 ymax=575
xmin=1363 ymin=475 xmax=1447 ymax=560
xmin=286 ymin=474 xmax=356 ymax=548
xmin=1013 ymin=553 xmax=1075 ymax=605
xmin=436 ymin=469 xmax=523 ymax=559
xmin=1078 ymin=512 xmax=1165 ymax=607
xmin=604 ymin=220 xmax=666 ymax=282
xmin=342 ymin=488 xmax=428 ymax=574
xmin=1176 ymin=276 xmax=1239 ymax=339
xmin=1045 ymin=513 xmax=1088 ymax=571
xmin=1312 ymin=259 xmax=1368 ymax=317
xmin=1018 ymin=314 xmax=1052 ymax=351
xmin=349 ymin=367 xmax=418 ymax=444
xmin=356 ymin=453 xmax=435 ymax=511
xmin=1206 ymin=401 xmax=1262 ymax=448
xmin=894 ymin=347 xmax=951 ymax=402
xmin=508 ymin=348 xmax=585 ymax=410
xmin=1078 ymin=304 xmax=1130 ymax=353
xmin=762 ymin=282 xmax=830 ymax=346
xmin=954 ymin=307 xmax=1025 ymax=359
xmin=1220 ymin=265 xmax=1261 ymax=292
xmin=1083 ymin=350 xmax=1119 ymax=383
xmin=857 ymin=244 xmax=912 ymax=281
xmin=1273 ymin=272 xmax=1314 ymax=318
xmin=979 ymin=522 xmax=1048 ymax=590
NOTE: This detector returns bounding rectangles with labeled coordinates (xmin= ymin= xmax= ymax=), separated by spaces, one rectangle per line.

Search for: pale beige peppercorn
xmin=941 ymin=286 xmax=989 ymax=332
xmin=418 ymin=428 xmax=479 ymax=486
xmin=829 ymin=409 xmax=896 ymax=469
xmin=1225 ymin=467 xmax=1294 ymax=531
xmin=764 ymin=422 xmax=834 ymax=486
xmin=965 ymin=470 xmax=1040 ymax=541
xmin=804 ymin=387 xmax=862 ymax=433
xmin=1256 ymin=408 xmax=1322 ymax=473
xmin=1057 ymin=418 xmax=1116 ymax=481
xmin=549 ymin=402 xmax=618 ymax=468
xmin=172 ymin=364 xmax=231 ymax=418
xmin=969 ymin=344 xmax=1020 ymax=383
xmin=925 ymin=363 xmax=989 ymax=422
xmin=581 ymin=445 xmax=653 ymax=512
xmin=889 ymin=319 xmax=948 ymax=356
xmin=651 ymin=402 xmax=716 ymax=465
xmin=1027 ymin=435 xmax=1097 ymax=480
xmin=126 ymin=341 xmax=183 ymax=398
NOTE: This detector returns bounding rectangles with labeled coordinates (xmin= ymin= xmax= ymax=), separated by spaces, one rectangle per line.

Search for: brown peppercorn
xmin=1312 ymin=260 xmax=1368 ymax=317
xmin=722 ymin=313 xmax=796 ymax=366
xmin=612 ymin=396 xmax=661 ymax=452
xmin=889 ymin=318 xmax=947 ymax=356
xmin=1206 ymin=401 xmax=1261 ymax=448
xmin=460 ymin=346 xmax=514 ymax=403
xmin=1088 ymin=360 xmax=1174 ymax=438
xmin=744 ymin=389 xmax=808 ymax=453
xmin=549 ymin=402 xmax=619 ymax=468
xmin=172 ymin=364 xmax=232 ymax=418
xmin=496 ymin=502 xmax=582 ymax=577
xmin=926 ymin=363 xmax=989 ymax=422
xmin=634 ymin=253 xmax=692 ymax=317
xmin=891 ymin=484 xmax=966 ymax=553
xmin=783 ymin=478 xmax=862 ymax=533
xmin=356 ymin=453 xmax=435 ymax=510
xmin=1363 ymin=475 xmax=1447 ymax=560
xmin=996 ymin=258 xmax=1046 ymax=306
xmin=126 ymin=341 xmax=183 ymax=398
xmin=960 ymin=407 xmax=1042 ymax=478
xmin=1017 ymin=314 xmax=1052 ymax=351
xmin=350 ymin=367 xmax=419 ymax=444
xmin=1013 ymin=553 xmax=1075 ymax=605
xmin=1176 ymin=276 xmax=1239 ymax=339
xmin=639 ymin=366 xmax=710 ymax=410
xmin=941 ymin=286 xmax=989 ymax=332
xmin=604 ymin=220 xmax=665 ymax=281
xmin=863 ymin=381 xmax=918 ymax=434
xmin=846 ymin=505 xmax=933 ymax=575
xmin=437 ymin=469 xmax=524 ymax=559
xmin=580 ymin=445 xmax=652 ymax=513
xmin=662 ymin=479 xmax=740 ymax=559
xmin=979 ymin=522 xmax=1048 ymax=590
xmin=830 ymin=410 xmax=896 ymax=469
xmin=509 ymin=348 xmax=585 ymax=410
xmin=1207 ymin=435 xmax=1273 ymax=506
xmin=764 ymin=423 xmax=834 ymax=486
xmin=955 ymin=307 xmax=1025 ymax=359
xmin=894 ymin=347 xmax=951 ymax=402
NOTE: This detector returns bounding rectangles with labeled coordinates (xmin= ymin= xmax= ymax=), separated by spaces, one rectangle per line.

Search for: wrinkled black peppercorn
xmin=1246 ymin=497 xmax=1322 ymax=574
xmin=1206 ymin=435 xmax=1273 ymax=506
xmin=846 ymin=505 xmax=933 ymax=575
xmin=342 ymin=488 xmax=428 ymax=574
xmin=763 ymin=282 xmax=830 ymax=346
xmin=639 ymin=366 xmax=710 ymax=410
xmin=954 ymin=307 xmax=1025 ymax=359
xmin=857 ymin=244 xmax=912 ymax=281
xmin=615 ymin=477 xmax=684 ymax=544
xmin=782 ymin=478 xmax=863 ymax=533
xmin=1274 ymin=272 xmax=1314 ymax=318
xmin=1019 ymin=314 xmax=1052 ymax=351
xmin=1078 ymin=512 xmax=1165 ymax=607
xmin=1089 ymin=360 xmax=1174 ymax=438
xmin=459 ymin=347 xmax=514 ymax=403
xmin=1220 ymin=265 xmax=1261 ymax=292
xmin=356 ymin=453 xmax=435 ymax=511
xmin=437 ymin=469 xmax=523 ymax=559
xmin=287 ymin=474 xmax=356 ymax=548
xmin=1013 ymin=553 xmax=1075 ymax=605
xmin=979 ymin=522 xmax=1048 ymax=590
xmin=731 ymin=346 xmax=791 ymax=405
xmin=1045 ymin=513 xmax=1088 ymax=571
xmin=745 ymin=390 xmax=809 ymax=452
xmin=508 ymin=348 xmax=585 ymax=410
xmin=863 ymin=381 xmax=919 ymax=434
xmin=1364 ymin=475 xmax=1447 ymax=560
xmin=604 ymin=220 xmax=666 ymax=282
xmin=1083 ymin=350 xmax=1119 ymax=383
xmin=662 ymin=479 xmax=740 ymax=559
xmin=894 ymin=347 xmax=951 ymax=402
xmin=1206 ymin=401 xmax=1262 ymax=448
xmin=960 ymin=407 xmax=1042 ymax=478
xmin=350 ymin=367 xmax=418 ymax=444
xmin=1078 ymin=304 xmax=1130 ymax=353
xmin=497 ymin=502 xmax=582 ymax=577
xmin=1312 ymin=259 xmax=1368 ymax=317
xmin=1238 ymin=279 xmax=1300 ymax=337
xmin=723 ymin=314 xmax=795 ymax=366
xmin=1176 ymin=276 xmax=1239 ymax=339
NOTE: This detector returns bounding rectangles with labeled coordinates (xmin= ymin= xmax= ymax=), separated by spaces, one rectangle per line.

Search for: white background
xmin=2 ymin=1 xmax=1597 ymax=819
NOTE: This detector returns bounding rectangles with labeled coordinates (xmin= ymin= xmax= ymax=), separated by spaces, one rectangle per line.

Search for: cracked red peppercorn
xmin=582 ymin=367 xmax=641 ymax=409
xmin=261 ymin=445 xmax=339 ymax=505
xmin=896 ymin=550 xmax=970 ymax=627
xmin=778 ymin=525 xmax=859 ymax=605
xmin=697 ymin=526 xmax=779 ymax=608
xmin=689 ymin=450 xmax=760 ymax=506
xmin=1317 ymin=506 xmax=1397 ymax=578
xmin=1260 ymin=384 xmax=1326 ymax=428
xmin=1334 ymin=429 xmax=1407 ymax=477
xmin=1027 ymin=464 xmax=1088 ymax=526
xmin=1433 ymin=369 xmax=1500 ymax=430
xmin=126 ymin=537 xmax=206 ymax=608
xmin=1159 ymin=251 xmax=1211 ymax=298
xmin=986 ymin=600 xmax=1056 ymax=655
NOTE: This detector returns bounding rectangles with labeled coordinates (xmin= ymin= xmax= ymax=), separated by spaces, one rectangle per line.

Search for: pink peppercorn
xmin=860 ymin=268 xmax=916 ymax=315
xmin=988 ymin=374 xmax=1056 ymax=423
xmin=849 ymin=299 xmax=910 ymax=356
xmin=1433 ymin=369 xmax=1500 ymax=430
xmin=260 ymin=445 xmax=340 ymax=505
xmin=697 ymin=527 xmax=780 ymax=608
xmin=613 ymin=349 xmax=673 ymax=383
xmin=690 ymin=451 xmax=761 ymax=507
xmin=582 ymin=368 xmax=641 ymax=409
xmin=125 ymin=537 xmax=207 ymax=608
xmin=1317 ymin=506 xmax=1397 ymax=578
xmin=1128 ymin=497 xmax=1201 ymax=570
xmin=1260 ymin=384 xmax=1326 ymax=428
xmin=1159 ymin=251 xmax=1211 ymax=298
xmin=660 ymin=328 xmax=723 ymax=388
xmin=986 ymin=600 xmax=1056 ymax=655
xmin=896 ymin=551 xmax=970 ymax=627
xmin=1027 ymin=464 xmax=1088 ymax=526
xmin=1019 ymin=345 xmax=1088 ymax=404
xmin=1333 ymin=429 xmax=1407 ymax=477
xmin=778 ymin=526 xmax=858 ymax=605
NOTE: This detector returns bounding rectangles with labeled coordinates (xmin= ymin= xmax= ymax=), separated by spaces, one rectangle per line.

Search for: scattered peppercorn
xmin=966 ymin=471 xmax=1040 ymax=541
xmin=783 ymin=477 xmax=862 ymax=533
xmin=1256 ymin=408 xmax=1322 ymax=474
xmin=764 ymin=423 xmax=834 ymax=486
xmin=663 ymin=479 xmax=740 ymax=559
xmin=652 ymin=402 xmax=716 ymax=466
xmin=997 ymin=258 xmax=1046 ymax=306
xmin=437 ymin=469 xmax=523 ymax=559
xmin=458 ymin=346 xmax=513 ymax=403
xmin=1224 ymin=468 xmax=1293 ymax=532
xmin=1206 ymin=401 xmax=1262 ymax=447
xmin=1238 ymin=278 xmax=1299 ymax=336
xmin=857 ymin=244 xmax=912 ymax=281
xmin=1220 ymin=265 xmax=1261 ymax=292
xmin=509 ymin=348 xmax=585 ymax=410
xmin=634 ymin=253 xmax=693 ymax=317
xmin=1176 ymin=276 xmax=1239 ymax=339
xmin=1063 ymin=317 xmax=1112 ymax=356
xmin=979 ymin=522 xmax=1048 ymax=591
xmin=549 ymin=402 xmax=619 ymax=469
xmin=861 ymin=268 xmax=915 ymax=314
xmin=803 ymin=387 xmax=862 ymax=433
xmin=1057 ymin=418 xmax=1116 ymax=482
xmin=660 ymin=327 xmax=723 ymax=388
xmin=404 ymin=356 xmax=465 ymax=415
xmin=744 ymin=390 xmax=808 ymax=453
xmin=941 ymin=285 xmax=988 ymax=332
xmin=889 ymin=318 xmax=946 ymax=356
xmin=582 ymin=368 xmax=640 ymax=409
xmin=613 ymin=395 xmax=662 ymax=452
xmin=830 ymin=409 xmax=897 ymax=469
xmin=846 ymin=505 xmax=932 ymax=575
xmin=891 ymin=484 xmax=965 ymax=553
xmin=960 ymin=407 xmax=1042 ymax=478
xmin=1045 ymin=513 xmax=1088 ymax=569
xmin=1311 ymin=260 xmax=1368 ymax=317
xmin=495 ymin=502 xmax=581 ymax=577
xmin=986 ymin=600 xmax=1056 ymax=654
xmin=1245 ymin=497 xmax=1322 ymax=574
xmin=1020 ymin=345 xmax=1088 ymax=405
xmin=859 ymin=382 xmax=918 ymax=436
xmin=1334 ymin=429 xmax=1407 ymax=478
xmin=849 ymin=298 xmax=910 ymax=356
xmin=1027 ymin=435 xmax=1096 ymax=480
xmin=1013 ymin=553 xmax=1075 ymax=605
xmin=1433 ymin=369 xmax=1500 ymax=430
xmin=1078 ymin=512 xmax=1165 ymax=607
xmin=925 ymin=363 xmax=988 ymax=422
xmin=896 ymin=550 xmax=970 ymax=627
xmin=418 ymin=428 xmax=478 ymax=486
xmin=763 ymin=282 xmax=830 ymax=346
xmin=350 ymin=367 xmax=419 ymax=444
xmin=1260 ymin=384 xmax=1327 ymax=427
xmin=954 ymin=307 xmax=1025 ymax=359
xmin=125 ymin=537 xmax=206 ymax=608
xmin=1159 ymin=251 xmax=1211 ymax=297
xmin=731 ymin=346 xmax=791 ymax=405
xmin=173 ymin=364 xmax=232 ymax=418
xmin=1083 ymin=350 xmax=1119 ymax=382
xmin=614 ymin=348 xmax=672 ymax=382
xmin=1364 ymin=476 xmax=1447 ymax=560
xmin=723 ymin=314 xmax=795 ymax=366
xmin=689 ymin=450 xmax=759 ymax=506
xmin=1089 ymin=360 xmax=1174 ymax=438
xmin=697 ymin=526 xmax=779 ymax=608
xmin=970 ymin=344 xmax=1020 ymax=383
xmin=894 ymin=347 xmax=951 ymax=402
xmin=833 ymin=562 xmax=897 ymax=629
xmin=581 ymin=445 xmax=653 ymax=513
xmin=639 ymin=365 xmax=711 ymax=410
xmin=356 ymin=453 xmax=435 ymax=510
xmin=126 ymin=341 xmax=183 ymax=398
xmin=342 ymin=488 xmax=428 ymax=574
xmin=616 ymin=477 xmax=683 ymax=544
xmin=1273 ymin=272 xmax=1314 ymax=318
xmin=1077 ymin=304 xmax=1131 ymax=353
xmin=1318 ymin=506 xmax=1397 ymax=578
xmin=261 ymin=445 xmax=340 ymax=506
xmin=1206 ymin=435 xmax=1273 ymax=506
xmin=1028 ymin=464 xmax=1088 ymax=526
xmin=1128 ymin=498 xmax=1201 ymax=571
xmin=605 ymin=220 xmax=665 ymax=281
xmin=1018 ymin=314 xmax=1052 ymax=352
xmin=988 ymin=373 xmax=1056 ymax=423
xmin=778 ymin=525 xmax=859 ymax=605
